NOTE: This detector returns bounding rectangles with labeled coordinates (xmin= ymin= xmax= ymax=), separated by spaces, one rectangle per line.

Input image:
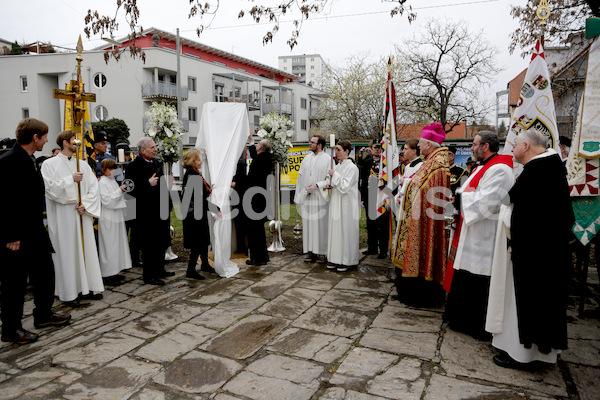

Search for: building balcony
xmin=142 ymin=82 xmax=188 ymax=101
xmin=263 ymin=102 xmax=292 ymax=115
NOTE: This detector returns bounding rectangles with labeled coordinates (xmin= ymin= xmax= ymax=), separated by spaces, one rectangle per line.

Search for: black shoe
xmin=246 ymin=259 xmax=256 ymax=266
xmin=159 ymin=271 xmax=175 ymax=277
xmin=362 ymin=249 xmax=377 ymax=255
xmin=492 ymin=354 xmax=531 ymax=370
xmin=304 ymin=254 xmax=317 ymax=263
xmin=186 ymin=271 xmax=206 ymax=280
xmin=1 ymin=328 xmax=39 ymax=344
xmin=144 ymin=278 xmax=166 ymax=286
xmin=82 ymin=293 xmax=103 ymax=300
xmin=34 ymin=312 xmax=72 ymax=329
xmin=326 ymin=263 xmax=337 ymax=270
xmin=316 ymin=256 xmax=328 ymax=264
xmin=64 ymin=299 xmax=82 ymax=308
xmin=378 ymin=253 xmax=387 ymax=259
xmin=200 ymin=264 xmax=216 ymax=274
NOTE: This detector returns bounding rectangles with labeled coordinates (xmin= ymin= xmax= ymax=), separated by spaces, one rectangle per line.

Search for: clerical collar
xmin=479 ymin=153 xmax=497 ymax=166
xmin=68 ymin=156 xmax=72 ymax=161
xmin=409 ymin=158 xmax=422 ymax=167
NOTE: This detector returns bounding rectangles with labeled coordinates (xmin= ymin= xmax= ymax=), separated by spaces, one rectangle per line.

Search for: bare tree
xmin=396 ymin=20 xmax=501 ymax=133
xmin=85 ymin=0 xmax=415 ymax=61
xmin=509 ymin=0 xmax=597 ymax=57
xmin=320 ymin=54 xmax=408 ymax=140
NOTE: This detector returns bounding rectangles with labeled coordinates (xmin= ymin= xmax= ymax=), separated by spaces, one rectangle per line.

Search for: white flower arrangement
xmin=145 ymin=102 xmax=182 ymax=163
xmin=257 ymin=112 xmax=294 ymax=165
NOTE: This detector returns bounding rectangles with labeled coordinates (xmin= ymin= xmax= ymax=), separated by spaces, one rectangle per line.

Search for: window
xmin=93 ymin=72 xmax=107 ymax=88
xmin=301 ymin=120 xmax=307 ymax=130
xmin=188 ymin=76 xmax=196 ymax=92
xmin=292 ymin=57 xmax=299 ymax=62
xmin=283 ymin=67 xmax=287 ymax=71
xmin=20 ymin=76 xmax=28 ymax=92
xmin=95 ymin=105 xmax=108 ymax=121
xmin=214 ymin=83 xmax=225 ymax=102
xmin=188 ymin=107 xmax=197 ymax=122
xmin=310 ymin=66 xmax=315 ymax=70
xmin=300 ymin=98 xmax=307 ymax=109
xmin=311 ymin=57 xmax=314 ymax=61
xmin=283 ymin=59 xmax=287 ymax=63
xmin=22 ymin=108 xmax=29 ymax=119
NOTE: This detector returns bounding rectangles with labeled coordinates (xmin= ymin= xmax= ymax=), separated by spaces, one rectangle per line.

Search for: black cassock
xmin=509 ymin=152 xmax=574 ymax=353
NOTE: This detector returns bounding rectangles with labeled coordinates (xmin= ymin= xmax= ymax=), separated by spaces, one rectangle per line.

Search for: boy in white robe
xmin=41 ymin=131 xmax=104 ymax=306
xmin=318 ymin=140 xmax=360 ymax=272
xmin=98 ymin=158 xmax=131 ymax=285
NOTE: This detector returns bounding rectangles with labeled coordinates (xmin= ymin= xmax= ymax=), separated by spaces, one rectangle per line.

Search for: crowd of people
xmin=0 ymin=118 xmax=575 ymax=372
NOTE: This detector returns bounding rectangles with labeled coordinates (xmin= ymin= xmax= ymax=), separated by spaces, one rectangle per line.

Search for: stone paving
xmin=1 ymin=253 xmax=599 ymax=400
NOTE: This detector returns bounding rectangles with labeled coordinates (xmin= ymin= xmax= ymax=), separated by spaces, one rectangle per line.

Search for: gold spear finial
xmin=536 ymin=0 xmax=551 ymax=27
xmin=76 ymin=35 xmax=83 ymax=55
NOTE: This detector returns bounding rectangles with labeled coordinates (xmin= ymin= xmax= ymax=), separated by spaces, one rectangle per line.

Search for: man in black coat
xmin=492 ymin=128 xmax=574 ymax=368
xmin=357 ymin=143 xmax=389 ymax=258
xmin=244 ymin=137 xmax=273 ymax=266
xmin=0 ymin=118 xmax=70 ymax=344
xmin=124 ymin=137 xmax=172 ymax=285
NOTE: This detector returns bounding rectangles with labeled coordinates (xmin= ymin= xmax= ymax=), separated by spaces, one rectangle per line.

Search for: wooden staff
xmin=73 ymin=138 xmax=85 ymax=257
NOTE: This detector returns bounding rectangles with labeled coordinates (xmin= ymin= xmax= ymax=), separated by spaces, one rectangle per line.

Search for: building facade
xmin=278 ymin=54 xmax=328 ymax=89
xmin=0 ymin=28 xmax=326 ymax=150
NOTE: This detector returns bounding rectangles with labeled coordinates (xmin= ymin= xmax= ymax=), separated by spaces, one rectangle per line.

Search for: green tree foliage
xmin=10 ymin=41 xmax=23 ymax=55
xmin=396 ymin=20 xmax=501 ymax=133
xmin=91 ymin=118 xmax=130 ymax=153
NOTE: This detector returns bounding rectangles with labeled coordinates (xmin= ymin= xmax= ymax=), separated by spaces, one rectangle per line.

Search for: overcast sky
xmin=1 ymin=0 xmax=536 ymax=120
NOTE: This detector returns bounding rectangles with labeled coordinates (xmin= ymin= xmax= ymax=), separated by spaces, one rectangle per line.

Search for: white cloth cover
xmin=486 ymin=204 xmax=560 ymax=364
xmin=98 ymin=175 xmax=132 ymax=277
xmin=577 ymin=37 xmax=600 ymax=158
xmin=294 ymin=151 xmax=331 ymax=255
xmin=453 ymin=162 xmax=514 ymax=276
xmin=196 ymin=102 xmax=249 ymax=278
xmin=41 ymin=154 xmax=104 ymax=301
xmin=318 ymin=159 xmax=360 ymax=266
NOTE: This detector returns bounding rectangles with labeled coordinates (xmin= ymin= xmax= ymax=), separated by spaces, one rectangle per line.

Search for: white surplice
xmin=294 ymin=151 xmax=332 ymax=255
xmin=41 ymin=153 xmax=104 ymax=301
xmin=318 ymin=159 xmax=360 ymax=266
xmin=452 ymin=162 xmax=514 ymax=276
xmin=487 ymin=205 xmax=560 ymax=364
xmin=98 ymin=175 xmax=132 ymax=277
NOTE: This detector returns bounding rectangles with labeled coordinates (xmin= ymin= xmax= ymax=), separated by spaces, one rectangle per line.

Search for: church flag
xmin=503 ymin=40 xmax=560 ymax=172
xmin=376 ymin=59 xmax=400 ymax=217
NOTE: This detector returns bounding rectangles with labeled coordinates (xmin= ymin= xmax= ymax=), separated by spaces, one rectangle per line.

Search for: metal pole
xmin=176 ymin=28 xmax=183 ymax=175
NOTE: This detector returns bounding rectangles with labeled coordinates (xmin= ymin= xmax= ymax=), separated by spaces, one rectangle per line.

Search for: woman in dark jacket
xmin=182 ymin=150 xmax=218 ymax=279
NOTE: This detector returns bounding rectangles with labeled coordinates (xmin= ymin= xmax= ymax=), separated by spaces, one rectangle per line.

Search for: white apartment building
xmin=0 ymin=28 xmax=326 ymax=149
xmin=278 ymin=54 xmax=328 ymax=89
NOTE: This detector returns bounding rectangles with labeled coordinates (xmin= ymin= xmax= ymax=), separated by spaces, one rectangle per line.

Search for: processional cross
xmin=52 ymin=35 xmax=97 ymax=256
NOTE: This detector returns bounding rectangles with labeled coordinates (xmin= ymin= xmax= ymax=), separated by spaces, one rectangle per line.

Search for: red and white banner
xmin=377 ymin=59 xmax=399 ymax=216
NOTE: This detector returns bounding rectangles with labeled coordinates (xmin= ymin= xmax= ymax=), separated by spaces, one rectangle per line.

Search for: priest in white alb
xmin=41 ymin=131 xmax=104 ymax=307
xmin=294 ymin=135 xmax=332 ymax=263
xmin=318 ymin=139 xmax=360 ymax=272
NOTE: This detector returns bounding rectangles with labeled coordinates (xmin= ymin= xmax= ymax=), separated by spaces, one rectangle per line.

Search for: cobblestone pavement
xmin=1 ymin=253 xmax=599 ymax=400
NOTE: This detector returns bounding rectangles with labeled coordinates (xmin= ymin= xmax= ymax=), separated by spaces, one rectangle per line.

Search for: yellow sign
xmin=280 ymin=146 xmax=311 ymax=187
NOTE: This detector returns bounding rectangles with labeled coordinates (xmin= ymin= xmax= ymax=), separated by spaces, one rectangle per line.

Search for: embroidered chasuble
xmin=391 ymin=146 xmax=450 ymax=285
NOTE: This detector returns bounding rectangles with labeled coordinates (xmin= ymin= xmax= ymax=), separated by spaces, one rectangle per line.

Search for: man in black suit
xmin=0 ymin=118 xmax=71 ymax=344
xmin=124 ymin=137 xmax=173 ymax=285
xmin=244 ymin=137 xmax=273 ymax=266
